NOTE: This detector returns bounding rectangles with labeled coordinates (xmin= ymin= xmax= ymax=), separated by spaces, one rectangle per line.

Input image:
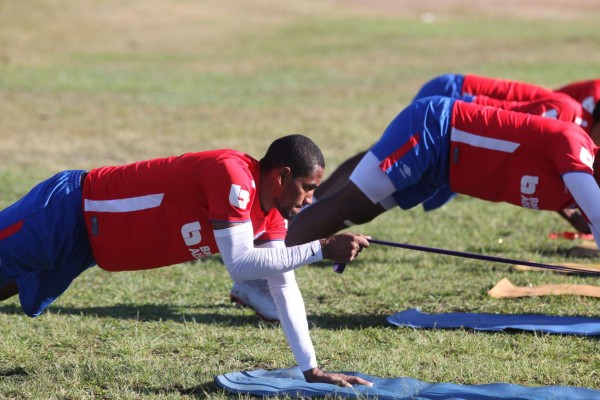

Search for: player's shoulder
xmin=184 ymin=149 xmax=257 ymax=170
xmin=548 ymin=122 xmax=596 ymax=153
xmin=211 ymin=149 xmax=256 ymax=165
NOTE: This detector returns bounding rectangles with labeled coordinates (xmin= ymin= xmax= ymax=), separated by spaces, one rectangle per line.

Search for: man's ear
xmin=278 ymin=166 xmax=292 ymax=183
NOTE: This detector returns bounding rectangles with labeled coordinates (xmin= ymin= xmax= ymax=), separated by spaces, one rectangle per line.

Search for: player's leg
xmin=286 ymin=179 xmax=384 ymax=245
xmin=230 ymin=279 xmax=279 ymax=322
xmin=313 ymin=150 xmax=367 ymax=201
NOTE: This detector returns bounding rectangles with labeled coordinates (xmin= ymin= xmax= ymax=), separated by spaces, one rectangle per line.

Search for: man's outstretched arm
xmin=287 ymin=181 xmax=385 ymax=246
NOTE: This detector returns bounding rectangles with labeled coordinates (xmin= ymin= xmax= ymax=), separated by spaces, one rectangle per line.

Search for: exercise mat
xmin=215 ymin=366 xmax=599 ymax=399
xmin=387 ymin=308 xmax=600 ymax=336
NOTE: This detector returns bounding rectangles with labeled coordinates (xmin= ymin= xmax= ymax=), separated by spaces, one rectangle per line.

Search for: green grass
xmin=1 ymin=1 xmax=599 ymax=398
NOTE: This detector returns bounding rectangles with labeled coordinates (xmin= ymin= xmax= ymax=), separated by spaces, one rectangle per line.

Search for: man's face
xmin=274 ymin=166 xmax=324 ymax=220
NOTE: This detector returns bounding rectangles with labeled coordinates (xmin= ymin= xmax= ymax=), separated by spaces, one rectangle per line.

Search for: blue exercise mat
xmin=215 ymin=366 xmax=600 ymax=399
xmin=387 ymin=308 xmax=600 ymax=336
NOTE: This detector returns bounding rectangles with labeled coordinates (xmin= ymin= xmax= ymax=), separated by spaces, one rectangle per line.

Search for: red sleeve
xmin=205 ymin=156 xmax=256 ymax=223
xmin=552 ymin=127 xmax=596 ymax=176
xmin=258 ymin=211 xmax=288 ymax=242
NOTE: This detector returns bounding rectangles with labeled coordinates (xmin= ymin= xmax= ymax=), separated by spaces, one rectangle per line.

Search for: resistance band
xmin=333 ymin=238 xmax=600 ymax=275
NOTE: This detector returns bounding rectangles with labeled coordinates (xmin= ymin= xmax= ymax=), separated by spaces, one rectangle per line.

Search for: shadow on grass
xmin=131 ymin=379 xmax=220 ymax=399
xmin=0 ymin=303 xmax=389 ymax=329
xmin=0 ymin=366 xmax=28 ymax=378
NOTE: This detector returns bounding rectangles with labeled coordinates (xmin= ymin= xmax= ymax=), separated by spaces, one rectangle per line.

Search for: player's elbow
xmin=224 ymin=261 xmax=254 ymax=282
xmin=221 ymin=252 xmax=256 ymax=282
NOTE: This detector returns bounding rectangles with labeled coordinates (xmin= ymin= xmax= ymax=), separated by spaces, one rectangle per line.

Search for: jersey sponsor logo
xmin=397 ymin=163 xmax=412 ymax=179
xmin=189 ymin=246 xmax=212 ymax=259
xmin=402 ymin=164 xmax=412 ymax=177
xmin=579 ymin=147 xmax=594 ymax=169
xmin=229 ymin=184 xmax=250 ymax=210
xmin=181 ymin=221 xmax=212 ymax=259
xmin=520 ymin=175 xmax=540 ymax=209
xmin=181 ymin=221 xmax=202 ymax=246
xmin=520 ymin=175 xmax=539 ymax=195
xmin=521 ymin=195 xmax=539 ymax=209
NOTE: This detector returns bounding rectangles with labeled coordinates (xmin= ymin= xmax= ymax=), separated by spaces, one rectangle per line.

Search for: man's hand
xmin=303 ymin=367 xmax=373 ymax=388
xmin=319 ymin=233 xmax=370 ymax=264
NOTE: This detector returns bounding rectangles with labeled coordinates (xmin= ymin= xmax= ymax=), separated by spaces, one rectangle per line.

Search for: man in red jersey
xmin=240 ymin=75 xmax=598 ymax=323
xmin=414 ymin=74 xmax=600 ymax=142
xmin=0 ymin=134 xmax=372 ymax=388
xmin=286 ymin=98 xmax=600 ymax=258
xmin=315 ymin=74 xmax=599 ymax=230
xmin=411 ymin=74 xmax=600 ymax=231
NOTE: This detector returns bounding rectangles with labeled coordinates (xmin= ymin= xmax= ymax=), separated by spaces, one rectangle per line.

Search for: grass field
xmin=1 ymin=1 xmax=599 ymax=398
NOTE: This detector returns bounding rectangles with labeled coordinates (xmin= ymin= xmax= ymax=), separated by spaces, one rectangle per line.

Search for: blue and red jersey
xmin=370 ymin=97 xmax=597 ymax=212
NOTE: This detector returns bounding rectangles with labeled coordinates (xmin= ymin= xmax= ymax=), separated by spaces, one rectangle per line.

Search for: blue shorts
xmin=412 ymin=73 xmax=469 ymax=102
xmin=357 ymin=96 xmax=455 ymax=210
xmin=410 ymin=74 xmax=472 ymax=211
xmin=0 ymin=170 xmax=95 ymax=316
xmin=421 ymin=184 xmax=456 ymax=211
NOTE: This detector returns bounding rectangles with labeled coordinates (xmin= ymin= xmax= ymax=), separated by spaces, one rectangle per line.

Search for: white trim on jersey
xmin=84 ymin=194 xmax=165 ymax=212
xmin=451 ymin=127 xmax=520 ymax=153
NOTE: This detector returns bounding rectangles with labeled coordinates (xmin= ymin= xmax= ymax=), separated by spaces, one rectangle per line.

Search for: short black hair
xmin=260 ymin=134 xmax=325 ymax=178
xmin=593 ymin=100 xmax=600 ymax=122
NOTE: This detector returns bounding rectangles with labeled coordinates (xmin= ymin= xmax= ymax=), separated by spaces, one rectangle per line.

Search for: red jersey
xmin=473 ymin=93 xmax=582 ymax=124
xmin=449 ymin=101 xmax=597 ymax=211
xmin=82 ymin=150 xmax=287 ymax=271
xmin=556 ymin=79 xmax=600 ymax=131
xmin=463 ymin=74 xmax=553 ymax=102
xmin=463 ymin=74 xmax=584 ymax=126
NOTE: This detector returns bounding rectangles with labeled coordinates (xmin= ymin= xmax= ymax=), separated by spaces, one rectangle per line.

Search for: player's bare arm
xmin=287 ymin=181 xmax=384 ymax=246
